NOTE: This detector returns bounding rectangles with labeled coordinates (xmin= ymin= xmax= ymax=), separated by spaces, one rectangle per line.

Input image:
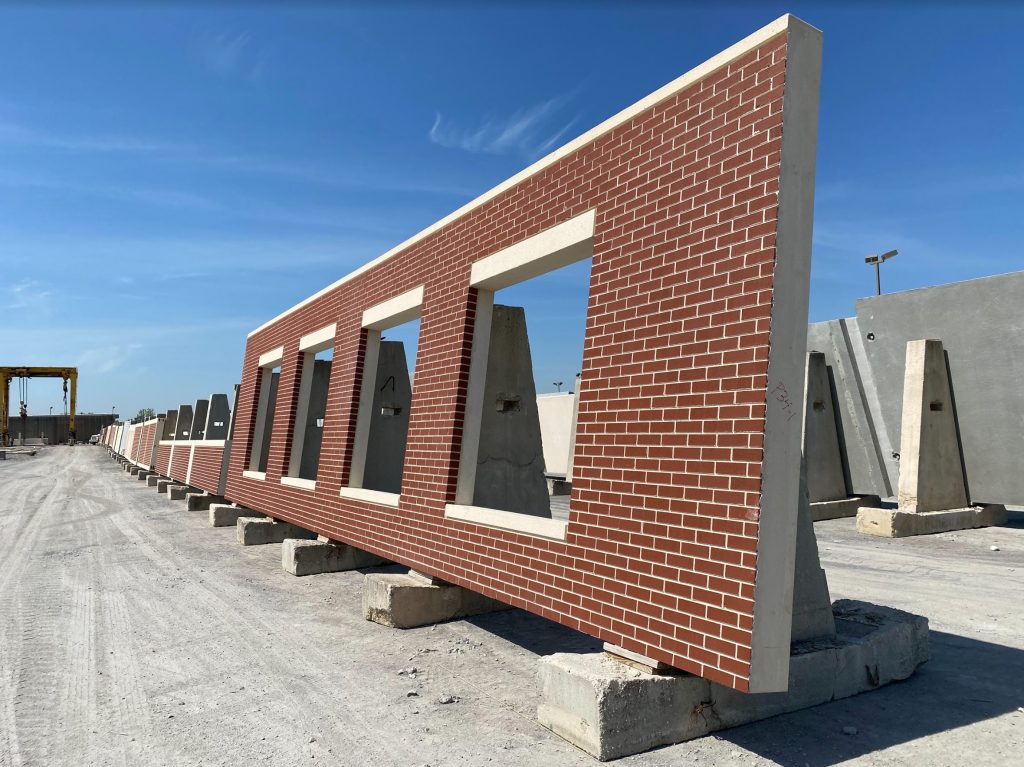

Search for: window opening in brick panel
xmin=249 ymin=363 xmax=281 ymax=474
xmin=287 ymin=346 xmax=334 ymax=482
xmin=452 ymin=210 xmax=594 ymax=530
xmin=347 ymin=287 xmax=422 ymax=500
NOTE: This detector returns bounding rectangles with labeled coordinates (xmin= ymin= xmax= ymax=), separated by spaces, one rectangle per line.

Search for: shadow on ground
xmin=465 ymin=608 xmax=603 ymax=657
xmin=719 ymin=630 xmax=1024 ymax=766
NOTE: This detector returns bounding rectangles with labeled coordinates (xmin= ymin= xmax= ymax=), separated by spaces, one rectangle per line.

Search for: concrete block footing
xmin=136 ymin=470 xmax=153 ymax=481
xmin=209 ymin=503 xmax=264 ymax=528
xmin=156 ymin=479 xmax=173 ymax=494
xmin=537 ymin=599 xmax=929 ymax=761
xmin=857 ymin=503 xmax=1007 ymax=537
xmin=146 ymin=474 xmax=162 ymax=487
xmin=185 ymin=492 xmax=223 ymax=511
xmin=128 ymin=465 xmax=139 ymax=475
xmin=810 ymin=494 xmax=881 ymax=521
xmin=167 ymin=485 xmax=191 ymax=501
xmin=362 ymin=572 xmax=509 ymax=629
xmin=236 ymin=517 xmax=317 ymax=546
xmin=283 ymin=538 xmax=389 ymax=576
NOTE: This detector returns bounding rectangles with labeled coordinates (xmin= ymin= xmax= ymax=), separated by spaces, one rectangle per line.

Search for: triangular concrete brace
xmin=897 ymin=339 xmax=968 ymax=512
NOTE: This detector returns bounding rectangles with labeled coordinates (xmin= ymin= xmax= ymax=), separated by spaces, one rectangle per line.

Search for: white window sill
xmin=242 ymin=470 xmax=266 ymax=481
xmin=338 ymin=487 xmax=401 ymax=507
xmin=281 ymin=476 xmax=316 ymax=491
xmin=444 ymin=504 xmax=568 ymax=541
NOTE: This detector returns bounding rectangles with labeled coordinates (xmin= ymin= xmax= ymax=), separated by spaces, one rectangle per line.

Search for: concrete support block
xmin=167 ymin=484 xmax=190 ymax=501
xmin=857 ymin=503 xmax=1007 ymax=538
xmin=136 ymin=470 xmax=153 ymax=481
xmin=236 ymin=517 xmax=317 ymax=546
xmin=146 ymin=474 xmax=161 ymax=487
xmin=810 ymin=494 xmax=881 ymax=521
xmin=209 ymin=503 xmax=264 ymax=528
xmin=185 ymin=492 xmax=223 ymax=511
xmin=282 ymin=538 xmax=389 ymax=576
xmin=156 ymin=479 xmax=173 ymax=493
xmin=127 ymin=464 xmax=138 ymax=474
xmin=537 ymin=599 xmax=928 ymax=761
xmin=363 ymin=572 xmax=508 ymax=629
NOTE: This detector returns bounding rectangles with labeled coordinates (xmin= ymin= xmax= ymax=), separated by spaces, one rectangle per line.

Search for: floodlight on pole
xmin=864 ymin=249 xmax=898 ymax=295
xmin=553 ymin=381 xmax=564 ymax=392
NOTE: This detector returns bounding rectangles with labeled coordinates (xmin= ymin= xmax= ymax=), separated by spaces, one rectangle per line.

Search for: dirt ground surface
xmin=1 ymin=446 xmax=1022 ymax=767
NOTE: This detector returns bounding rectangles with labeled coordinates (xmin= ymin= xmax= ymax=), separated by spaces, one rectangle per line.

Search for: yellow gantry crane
xmin=0 ymin=367 xmax=78 ymax=446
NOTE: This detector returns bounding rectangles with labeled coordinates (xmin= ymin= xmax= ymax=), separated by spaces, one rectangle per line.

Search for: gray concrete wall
xmin=191 ymin=399 xmax=209 ymax=441
xmin=175 ymin=405 xmax=194 ymax=440
xmin=204 ymin=394 xmax=231 ymax=441
xmin=257 ymin=373 xmax=279 ymax=474
xmin=298 ymin=360 xmax=331 ymax=480
xmin=5 ymin=414 xmax=116 ymax=445
xmin=362 ymin=343 xmax=411 ymax=494
xmin=808 ymin=270 xmax=1024 ymax=505
xmin=472 ymin=305 xmax=551 ymax=518
xmin=160 ymin=410 xmax=178 ymax=441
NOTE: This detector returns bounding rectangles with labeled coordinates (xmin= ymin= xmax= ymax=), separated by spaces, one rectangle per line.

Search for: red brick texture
xmin=170 ymin=447 xmax=190 ymax=485
xmin=155 ymin=444 xmax=172 ymax=477
xmin=189 ymin=445 xmax=226 ymax=494
xmin=226 ymin=25 xmax=814 ymax=691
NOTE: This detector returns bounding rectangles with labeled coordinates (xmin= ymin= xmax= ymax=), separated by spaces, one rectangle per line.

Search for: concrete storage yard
xmin=0 ymin=446 xmax=1021 ymax=766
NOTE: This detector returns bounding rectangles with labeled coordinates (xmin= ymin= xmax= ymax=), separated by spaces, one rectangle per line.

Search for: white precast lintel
xmin=362 ymin=286 xmax=424 ymax=330
xmin=470 ymin=210 xmax=596 ymax=291
xmin=300 ymin=323 xmax=337 ymax=352
xmin=258 ymin=346 xmax=285 ymax=367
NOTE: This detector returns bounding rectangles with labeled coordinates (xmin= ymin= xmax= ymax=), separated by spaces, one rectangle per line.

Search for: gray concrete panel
xmin=175 ymin=405 xmax=194 ymax=440
xmin=854 ymin=271 xmax=1024 ymax=505
xmin=160 ymin=410 xmax=178 ymax=440
xmin=204 ymin=394 xmax=231 ymax=440
xmin=298 ymin=360 xmax=331 ymax=480
xmin=190 ymin=399 xmax=209 ymax=441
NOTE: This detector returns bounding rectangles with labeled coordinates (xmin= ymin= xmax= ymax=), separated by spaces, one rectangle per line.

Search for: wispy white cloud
xmin=0 ymin=120 xmax=474 ymax=198
xmin=429 ymin=93 xmax=579 ymax=158
xmin=0 ymin=121 xmax=187 ymax=154
xmin=197 ymin=31 xmax=257 ymax=78
xmin=4 ymin=278 xmax=51 ymax=311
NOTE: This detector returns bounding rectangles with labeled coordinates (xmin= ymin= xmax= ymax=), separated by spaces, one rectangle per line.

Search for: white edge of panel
xmin=338 ymin=487 xmax=401 ymax=507
xmin=247 ymin=14 xmax=799 ymax=338
xmin=444 ymin=504 xmax=568 ymax=542
xmin=242 ymin=470 xmax=266 ymax=481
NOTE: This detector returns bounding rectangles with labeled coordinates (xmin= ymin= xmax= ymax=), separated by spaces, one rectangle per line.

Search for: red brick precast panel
xmin=134 ymin=422 xmax=156 ymax=468
xmin=227 ymin=27 xmax=809 ymax=691
xmin=155 ymin=444 xmax=172 ymax=477
xmin=189 ymin=445 xmax=226 ymax=495
xmin=170 ymin=446 xmax=191 ymax=485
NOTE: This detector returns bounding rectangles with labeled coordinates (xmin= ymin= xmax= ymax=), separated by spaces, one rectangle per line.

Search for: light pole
xmin=553 ymin=381 xmax=563 ymax=392
xmin=49 ymin=406 xmax=53 ymax=415
xmin=864 ymin=249 xmax=898 ymax=295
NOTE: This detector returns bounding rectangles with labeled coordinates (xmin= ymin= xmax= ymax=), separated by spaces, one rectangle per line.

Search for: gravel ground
xmin=1 ymin=446 xmax=1021 ymax=766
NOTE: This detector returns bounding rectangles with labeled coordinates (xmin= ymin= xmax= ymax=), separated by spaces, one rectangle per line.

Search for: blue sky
xmin=1 ymin=3 xmax=1021 ymax=419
